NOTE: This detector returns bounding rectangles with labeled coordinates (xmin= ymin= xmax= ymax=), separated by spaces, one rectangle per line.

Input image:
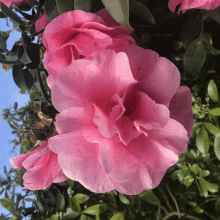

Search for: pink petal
xmin=130 ymin=49 xmax=180 ymax=106
xmin=169 ymin=86 xmax=194 ymax=138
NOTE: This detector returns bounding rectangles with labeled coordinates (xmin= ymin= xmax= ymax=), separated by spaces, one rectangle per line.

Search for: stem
xmin=157 ymin=204 xmax=161 ymax=220
xmin=160 ymin=190 xmax=173 ymax=211
xmin=163 ymin=212 xmax=201 ymax=220
xmin=166 ymin=183 xmax=181 ymax=218
xmin=7 ymin=26 xmax=19 ymax=33
xmin=203 ymin=211 xmax=218 ymax=220
xmin=161 ymin=206 xmax=168 ymax=215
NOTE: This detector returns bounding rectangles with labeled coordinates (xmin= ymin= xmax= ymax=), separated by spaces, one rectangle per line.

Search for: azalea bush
xmin=1 ymin=0 xmax=220 ymax=219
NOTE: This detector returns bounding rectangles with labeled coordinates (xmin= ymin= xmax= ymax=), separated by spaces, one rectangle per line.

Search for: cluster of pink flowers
xmin=11 ymin=9 xmax=194 ymax=195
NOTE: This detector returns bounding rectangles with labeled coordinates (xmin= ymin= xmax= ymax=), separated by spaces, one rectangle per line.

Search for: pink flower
xmin=168 ymin=0 xmax=220 ymax=13
xmin=48 ymin=48 xmax=193 ymax=195
xmin=10 ymin=131 xmax=67 ymax=190
xmin=0 ymin=0 xmax=29 ymax=8
xmin=43 ymin=9 xmax=136 ymax=89
xmin=35 ymin=11 xmax=49 ymax=39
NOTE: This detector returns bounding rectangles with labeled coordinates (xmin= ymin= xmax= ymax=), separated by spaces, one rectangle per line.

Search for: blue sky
xmin=0 ymin=14 xmax=36 ymax=217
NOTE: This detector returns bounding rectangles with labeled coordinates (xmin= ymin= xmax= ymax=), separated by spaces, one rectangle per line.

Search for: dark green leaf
xmin=1 ymin=31 xmax=9 ymax=41
xmin=0 ymin=189 xmax=4 ymax=195
xmin=14 ymin=102 xmax=18 ymax=110
xmin=83 ymin=204 xmax=107 ymax=216
xmin=199 ymin=170 xmax=210 ymax=177
xmin=101 ymin=0 xmax=133 ymax=30
xmin=209 ymin=108 xmax=220 ymax=116
xmin=56 ymin=0 xmax=75 ymax=15
xmin=12 ymin=64 xmax=34 ymax=91
xmin=74 ymin=0 xmax=91 ymax=12
xmin=201 ymin=33 xmax=220 ymax=55
xmin=207 ymin=8 xmax=220 ymax=24
xmin=139 ymin=190 xmax=160 ymax=205
xmin=129 ymin=0 xmax=155 ymax=24
xmin=190 ymin=164 xmax=199 ymax=175
xmin=0 ymin=35 xmax=6 ymax=50
xmin=119 ymin=193 xmax=130 ymax=205
xmin=80 ymin=214 xmax=94 ymax=220
xmin=214 ymin=135 xmax=220 ymax=160
xmin=74 ymin=194 xmax=90 ymax=204
xmin=66 ymin=179 xmax=74 ymax=187
xmin=37 ymin=201 xmax=45 ymax=214
xmin=183 ymin=37 xmax=206 ymax=78
xmin=180 ymin=12 xmax=203 ymax=48
xmin=17 ymin=45 xmax=32 ymax=64
xmin=45 ymin=0 xmax=59 ymax=22
xmin=0 ymin=2 xmax=25 ymax=25
xmin=199 ymin=179 xmax=208 ymax=197
xmin=196 ymin=126 xmax=209 ymax=154
xmin=69 ymin=197 xmax=81 ymax=213
xmin=208 ymin=79 xmax=219 ymax=102
xmin=56 ymin=194 xmax=65 ymax=212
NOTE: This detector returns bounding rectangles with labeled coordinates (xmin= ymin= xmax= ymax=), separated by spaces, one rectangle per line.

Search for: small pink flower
xmin=168 ymin=0 xmax=220 ymax=13
xmin=10 ymin=131 xmax=67 ymax=190
xmin=49 ymin=48 xmax=193 ymax=195
xmin=43 ymin=9 xmax=136 ymax=89
xmin=35 ymin=11 xmax=49 ymax=39
xmin=0 ymin=0 xmax=29 ymax=8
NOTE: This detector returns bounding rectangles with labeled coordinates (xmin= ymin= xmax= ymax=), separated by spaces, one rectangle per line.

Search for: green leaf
xmin=110 ymin=213 xmax=125 ymax=220
xmin=13 ymin=64 xmax=34 ymax=91
xmin=209 ymin=108 xmax=220 ymax=116
xmin=204 ymin=122 xmax=220 ymax=136
xmin=196 ymin=126 xmax=210 ymax=154
xmin=64 ymin=208 xmax=80 ymax=219
xmin=188 ymin=202 xmax=204 ymax=214
xmin=5 ymin=191 xmax=9 ymax=198
xmin=56 ymin=0 xmax=75 ymax=15
xmin=1 ymin=31 xmax=9 ymax=41
xmin=180 ymin=12 xmax=203 ymax=48
xmin=119 ymin=193 xmax=130 ymax=205
xmin=0 ymin=189 xmax=4 ymax=195
xmin=183 ymin=37 xmax=206 ymax=78
xmin=201 ymin=33 xmax=220 ymax=55
xmin=0 ymin=55 xmax=22 ymax=65
xmin=200 ymin=178 xmax=219 ymax=193
xmin=74 ymin=0 xmax=91 ymax=12
xmin=101 ymin=0 xmax=133 ymax=30
xmin=80 ymin=214 xmax=94 ymax=220
xmin=37 ymin=201 xmax=45 ymax=214
xmin=214 ymin=135 xmax=220 ymax=160
xmin=69 ymin=197 xmax=81 ymax=213
xmin=74 ymin=193 xmax=90 ymax=204
xmin=17 ymin=45 xmax=32 ymax=65
xmin=190 ymin=164 xmax=199 ymax=175
xmin=139 ymin=190 xmax=160 ymax=205
xmin=45 ymin=0 xmax=59 ymax=22
xmin=50 ymin=214 xmax=59 ymax=220
xmin=56 ymin=194 xmax=65 ymax=212
xmin=199 ymin=179 xmax=208 ymax=197
xmin=14 ymin=102 xmax=18 ymax=110
xmin=207 ymin=8 xmax=220 ymax=24
xmin=0 ymin=2 xmax=25 ymax=25
xmin=0 ymin=35 xmax=6 ymax=50
xmin=0 ymin=198 xmax=15 ymax=215
xmin=83 ymin=204 xmax=107 ymax=216
xmin=129 ymin=0 xmax=155 ymax=24
xmin=66 ymin=179 xmax=74 ymax=187
xmin=208 ymin=79 xmax=219 ymax=102
xmin=199 ymin=170 xmax=210 ymax=177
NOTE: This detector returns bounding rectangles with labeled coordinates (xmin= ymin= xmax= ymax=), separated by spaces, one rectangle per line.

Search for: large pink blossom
xmin=35 ymin=11 xmax=49 ymax=39
xmin=10 ymin=131 xmax=67 ymax=190
xmin=0 ymin=0 xmax=29 ymax=8
xmin=48 ymin=48 xmax=193 ymax=195
xmin=168 ymin=0 xmax=220 ymax=13
xmin=43 ymin=9 xmax=136 ymax=89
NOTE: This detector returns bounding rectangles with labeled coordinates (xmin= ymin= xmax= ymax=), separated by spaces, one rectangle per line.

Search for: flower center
xmin=123 ymin=107 xmax=133 ymax=116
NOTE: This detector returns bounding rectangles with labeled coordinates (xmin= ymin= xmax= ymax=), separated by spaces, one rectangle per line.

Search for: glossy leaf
xmin=0 ymin=2 xmax=25 ymax=25
xmin=208 ymin=80 xmax=219 ymax=102
xmin=209 ymin=108 xmax=220 ymax=116
xmin=196 ymin=126 xmax=209 ymax=154
xmin=74 ymin=0 xmax=91 ymax=12
xmin=201 ymin=33 xmax=220 ymax=55
xmin=204 ymin=122 xmax=220 ymax=136
xmin=74 ymin=194 xmax=90 ymax=204
xmin=129 ymin=0 xmax=155 ymax=24
xmin=64 ymin=208 xmax=80 ymax=219
xmin=56 ymin=194 xmax=65 ymax=212
xmin=214 ymin=135 xmax=220 ymax=160
xmin=101 ymin=0 xmax=133 ymax=30
xmin=183 ymin=38 xmax=206 ymax=78
xmin=83 ymin=204 xmax=107 ymax=216
xmin=199 ymin=170 xmax=210 ymax=177
xmin=119 ymin=193 xmax=130 ymax=205
xmin=80 ymin=214 xmax=94 ymax=220
xmin=110 ymin=213 xmax=125 ymax=220
xmin=139 ymin=189 xmax=160 ymax=205
xmin=13 ymin=64 xmax=34 ymax=91
xmin=45 ymin=0 xmax=59 ymax=22
xmin=56 ymin=0 xmax=75 ymax=15
xmin=69 ymin=197 xmax=81 ymax=213
xmin=200 ymin=178 xmax=219 ymax=193
xmin=180 ymin=12 xmax=203 ymax=49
